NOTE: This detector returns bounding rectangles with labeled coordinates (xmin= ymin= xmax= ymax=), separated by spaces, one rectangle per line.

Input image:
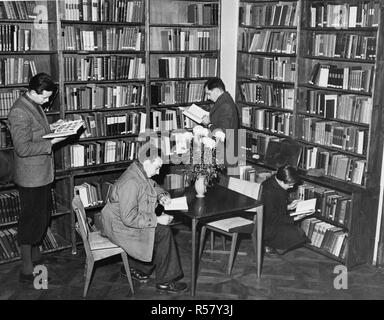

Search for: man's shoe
xmin=156 ymin=281 xmax=188 ymax=294
xmin=265 ymin=246 xmax=280 ymax=256
xmin=120 ymin=266 xmax=150 ymax=283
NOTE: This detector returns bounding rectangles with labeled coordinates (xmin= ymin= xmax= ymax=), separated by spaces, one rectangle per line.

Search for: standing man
xmin=101 ymin=145 xmax=187 ymax=294
xmin=8 ymin=73 xmax=68 ymax=283
xmin=201 ymin=77 xmax=239 ymax=133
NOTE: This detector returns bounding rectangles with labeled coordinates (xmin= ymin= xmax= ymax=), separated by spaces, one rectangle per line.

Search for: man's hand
xmin=201 ymin=115 xmax=210 ymax=126
xmin=159 ymin=194 xmax=171 ymax=206
xmin=287 ymin=199 xmax=300 ymax=211
xmin=51 ymin=137 xmax=68 ymax=145
xmin=157 ymin=213 xmax=174 ymax=225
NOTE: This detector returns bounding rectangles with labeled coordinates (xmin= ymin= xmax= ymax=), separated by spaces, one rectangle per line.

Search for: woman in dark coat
xmin=261 ymin=165 xmax=309 ymax=254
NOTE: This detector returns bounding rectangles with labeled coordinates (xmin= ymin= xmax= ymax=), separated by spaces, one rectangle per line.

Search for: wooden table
xmin=170 ymin=184 xmax=263 ymax=296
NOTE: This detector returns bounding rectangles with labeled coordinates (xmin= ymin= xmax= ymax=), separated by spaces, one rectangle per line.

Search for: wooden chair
xmin=198 ymin=177 xmax=263 ymax=276
xmin=72 ymin=195 xmax=134 ymax=297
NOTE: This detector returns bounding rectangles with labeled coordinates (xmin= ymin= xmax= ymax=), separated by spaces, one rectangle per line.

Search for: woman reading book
xmin=7 ymin=73 xmax=69 ymax=283
xmin=261 ymin=165 xmax=309 ymax=255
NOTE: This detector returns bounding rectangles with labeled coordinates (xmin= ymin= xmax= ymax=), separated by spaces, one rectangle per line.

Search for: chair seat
xmin=88 ymin=231 xmax=119 ymax=250
xmin=207 ymin=217 xmax=253 ymax=233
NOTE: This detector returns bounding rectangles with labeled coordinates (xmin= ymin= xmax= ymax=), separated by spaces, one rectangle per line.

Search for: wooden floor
xmin=1 ymin=226 xmax=384 ymax=300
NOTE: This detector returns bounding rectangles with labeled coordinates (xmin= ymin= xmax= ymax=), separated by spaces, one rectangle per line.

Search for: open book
xmin=43 ymin=119 xmax=85 ymax=138
xmin=182 ymin=103 xmax=209 ymax=124
xmin=164 ymin=196 xmax=188 ymax=211
xmin=290 ymin=198 xmax=317 ymax=221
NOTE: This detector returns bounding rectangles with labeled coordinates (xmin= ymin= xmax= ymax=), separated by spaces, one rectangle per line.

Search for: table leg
xmin=257 ymin=208 xmax=263 ymax=277
xmin=191 ymin=218 xmax=198 ymax=296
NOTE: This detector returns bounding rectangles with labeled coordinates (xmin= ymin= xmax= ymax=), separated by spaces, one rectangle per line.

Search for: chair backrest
xmin=228 ymin=177 xmax=262 ymax=200
xmin=72 ymin=196 xmax=92 ymax=254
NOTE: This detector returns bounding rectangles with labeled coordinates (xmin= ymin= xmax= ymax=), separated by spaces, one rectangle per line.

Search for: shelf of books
xmin=148 ymin=0 xmax=221 ymax=135
xmin=238 ymin=0 xmax=384 ymax=267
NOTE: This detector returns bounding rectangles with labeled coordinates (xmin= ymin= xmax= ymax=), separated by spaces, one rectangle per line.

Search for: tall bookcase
xmin=0 ymin=0 xmax=222 ymax=262
xmin=0 ymin=0 xmax=73 ymax=264
xmin=237 ymin=0 xmax=384 ymax=268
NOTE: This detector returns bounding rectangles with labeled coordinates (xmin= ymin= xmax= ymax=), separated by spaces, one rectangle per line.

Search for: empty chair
xmin=198 ymin=177 xmax=263 ymax=276
xmin=72 ymin=195 xmax=134 ymax=297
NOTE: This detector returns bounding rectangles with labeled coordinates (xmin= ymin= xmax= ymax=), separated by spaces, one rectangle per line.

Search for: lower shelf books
xmin=301 ymin=217 xmax=348 ymax=259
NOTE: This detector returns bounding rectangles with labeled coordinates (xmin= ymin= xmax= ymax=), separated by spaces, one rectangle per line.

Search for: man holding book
xmin=7 ymin=73 xmax=69 ymax=283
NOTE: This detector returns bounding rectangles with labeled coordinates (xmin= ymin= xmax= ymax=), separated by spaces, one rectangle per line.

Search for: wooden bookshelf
xmin=237 ymin=0 xmax=384 ymax=268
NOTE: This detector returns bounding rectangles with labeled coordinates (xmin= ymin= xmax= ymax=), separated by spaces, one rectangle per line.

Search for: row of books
xmin=239 ymin=2 xmax=298 ymax=27
xmin=245 ymin=131 xmax=280 ymax=162
xmin=311 ymin=33 xmax=377 ymax=60
xmin=299 ymin=146 xmax=366 ymax=185
xmin=0 ymin=58 xmax=37 ymax=86
xmin=0 ymin=191 xmax=21 ymax=224
xmin=163 ymin=173 xmax=188 ymax=191
xmin=63 ymin=56 xmax=145 ymax=81
xmin=242 ymin=108 xmax=292 ymax=137
xmin=308 ymin=63 xmax=374 ymax=93
xmin=185 ymin=3 xmax=219 ymax=26
xmin=0 ymin=228 xmax=61 ymax=262
xmin=150 ymin=108 xmax=192 ymax=132
xmin=156 ymin=56 xmax=218 ymax=79
xmin=296 ymin=183 xmax=351 ymax=227
xmin=0 ymin=89 xmax=23 ymax=117
xmin=64 ymin=84 xmax=145 ymax=111
xmin=298 ymin=116 xmax=367 ymax=155
xmin=150 ymin=81 xmax=205 ymax=106
xmin=70 ymin=111 xmax=146 ymax=137
xmin=67 ymin=139 xmax=140 ymax=168
xmin=74 ymin=179 xmax=115 ymax=207
xmin=62 ymin=0 xmax=144 ymax=23
xmin=310 ymin=1 xmax=380 ymax=28
xmin=238 ymin=54 xmax=296 ymax=83
xmin=304 ymin=91 xmax=372 ymax=125
xmin=0 ymin=122 xmax=12 ymax=148
xmin=155 ymin=28 xmax=218 ymax=52
xmin=0 ymin=24 xmax=33 ymax=52
xmin=0 ymin=1 xmax=36 ymax=20
xmin=240 ymin=30 xmax=297 ymax=54
xmin=301 ymin=218 xmax=348 ymax=259
xmin=239 ymin=82 xmax=295 ymax=110
xmin=62 ymin=26 xmax=144 ymax=51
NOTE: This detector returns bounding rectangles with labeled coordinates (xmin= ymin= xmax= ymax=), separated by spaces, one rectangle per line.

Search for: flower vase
xmin=194 ymin=175 xmax=207 ymax=198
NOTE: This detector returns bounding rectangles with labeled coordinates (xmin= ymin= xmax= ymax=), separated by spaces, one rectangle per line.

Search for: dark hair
xmin=204 ymin=77 xmax=226 ymax=92
xmin=276 ymin=165 xmax=299 ymax=184
xmin=137 ymin=143 xmax=161 ymax=164
xmin=28 ymin=73 xmax=57 ymax=94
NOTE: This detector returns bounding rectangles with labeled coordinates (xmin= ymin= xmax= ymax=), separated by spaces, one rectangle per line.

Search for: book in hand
xmin=164 ymin=196 xmax=188 ymax=211
xmin=207 ymin=217 xmax=254 ymax=232
xmin=290 ymin=198 xmax=317 ymax=221
xmin=182 ymin=103 xmax=209 ymax=124
xmin=43 ymin=120 xmax=85 ymax=138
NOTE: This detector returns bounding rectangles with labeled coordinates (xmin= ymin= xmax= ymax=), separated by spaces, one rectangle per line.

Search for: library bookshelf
xmin=0 ymin=0 xmax=222 ymax=262
xmin=237 ymin=0 xmax=384 ymax=268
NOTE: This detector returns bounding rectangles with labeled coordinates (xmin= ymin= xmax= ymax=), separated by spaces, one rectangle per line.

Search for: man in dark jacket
xmin=202 ymin=78 xmax=241 ymax=171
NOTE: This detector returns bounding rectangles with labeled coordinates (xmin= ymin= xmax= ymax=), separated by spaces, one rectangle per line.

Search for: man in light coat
xmin=101 ymin=145 xmax=187 ymax=294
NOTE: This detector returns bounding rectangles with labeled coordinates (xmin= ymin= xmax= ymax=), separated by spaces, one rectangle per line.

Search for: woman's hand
xmin=157 ymin=213 xmax=174 ymax=225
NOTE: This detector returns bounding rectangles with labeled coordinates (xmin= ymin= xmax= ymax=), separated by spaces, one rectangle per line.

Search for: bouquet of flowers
xmin=183 ymin=125 xmax=226 ymax=184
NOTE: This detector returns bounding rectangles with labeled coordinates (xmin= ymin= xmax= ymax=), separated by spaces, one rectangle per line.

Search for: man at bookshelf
xmin=261 ymin=165 xmax=309 ymax=255
xmin=201 ymin=78 xmax=241 ymax=172
xmin=100 ymin=144 xmax=188 ymax=294
xmin=7 ymin=73 xmax=69 ymax=283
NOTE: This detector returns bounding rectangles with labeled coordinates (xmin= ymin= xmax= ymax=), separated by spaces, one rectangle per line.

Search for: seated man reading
xmin=101 ymin=144 xmax=187 ymax=294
